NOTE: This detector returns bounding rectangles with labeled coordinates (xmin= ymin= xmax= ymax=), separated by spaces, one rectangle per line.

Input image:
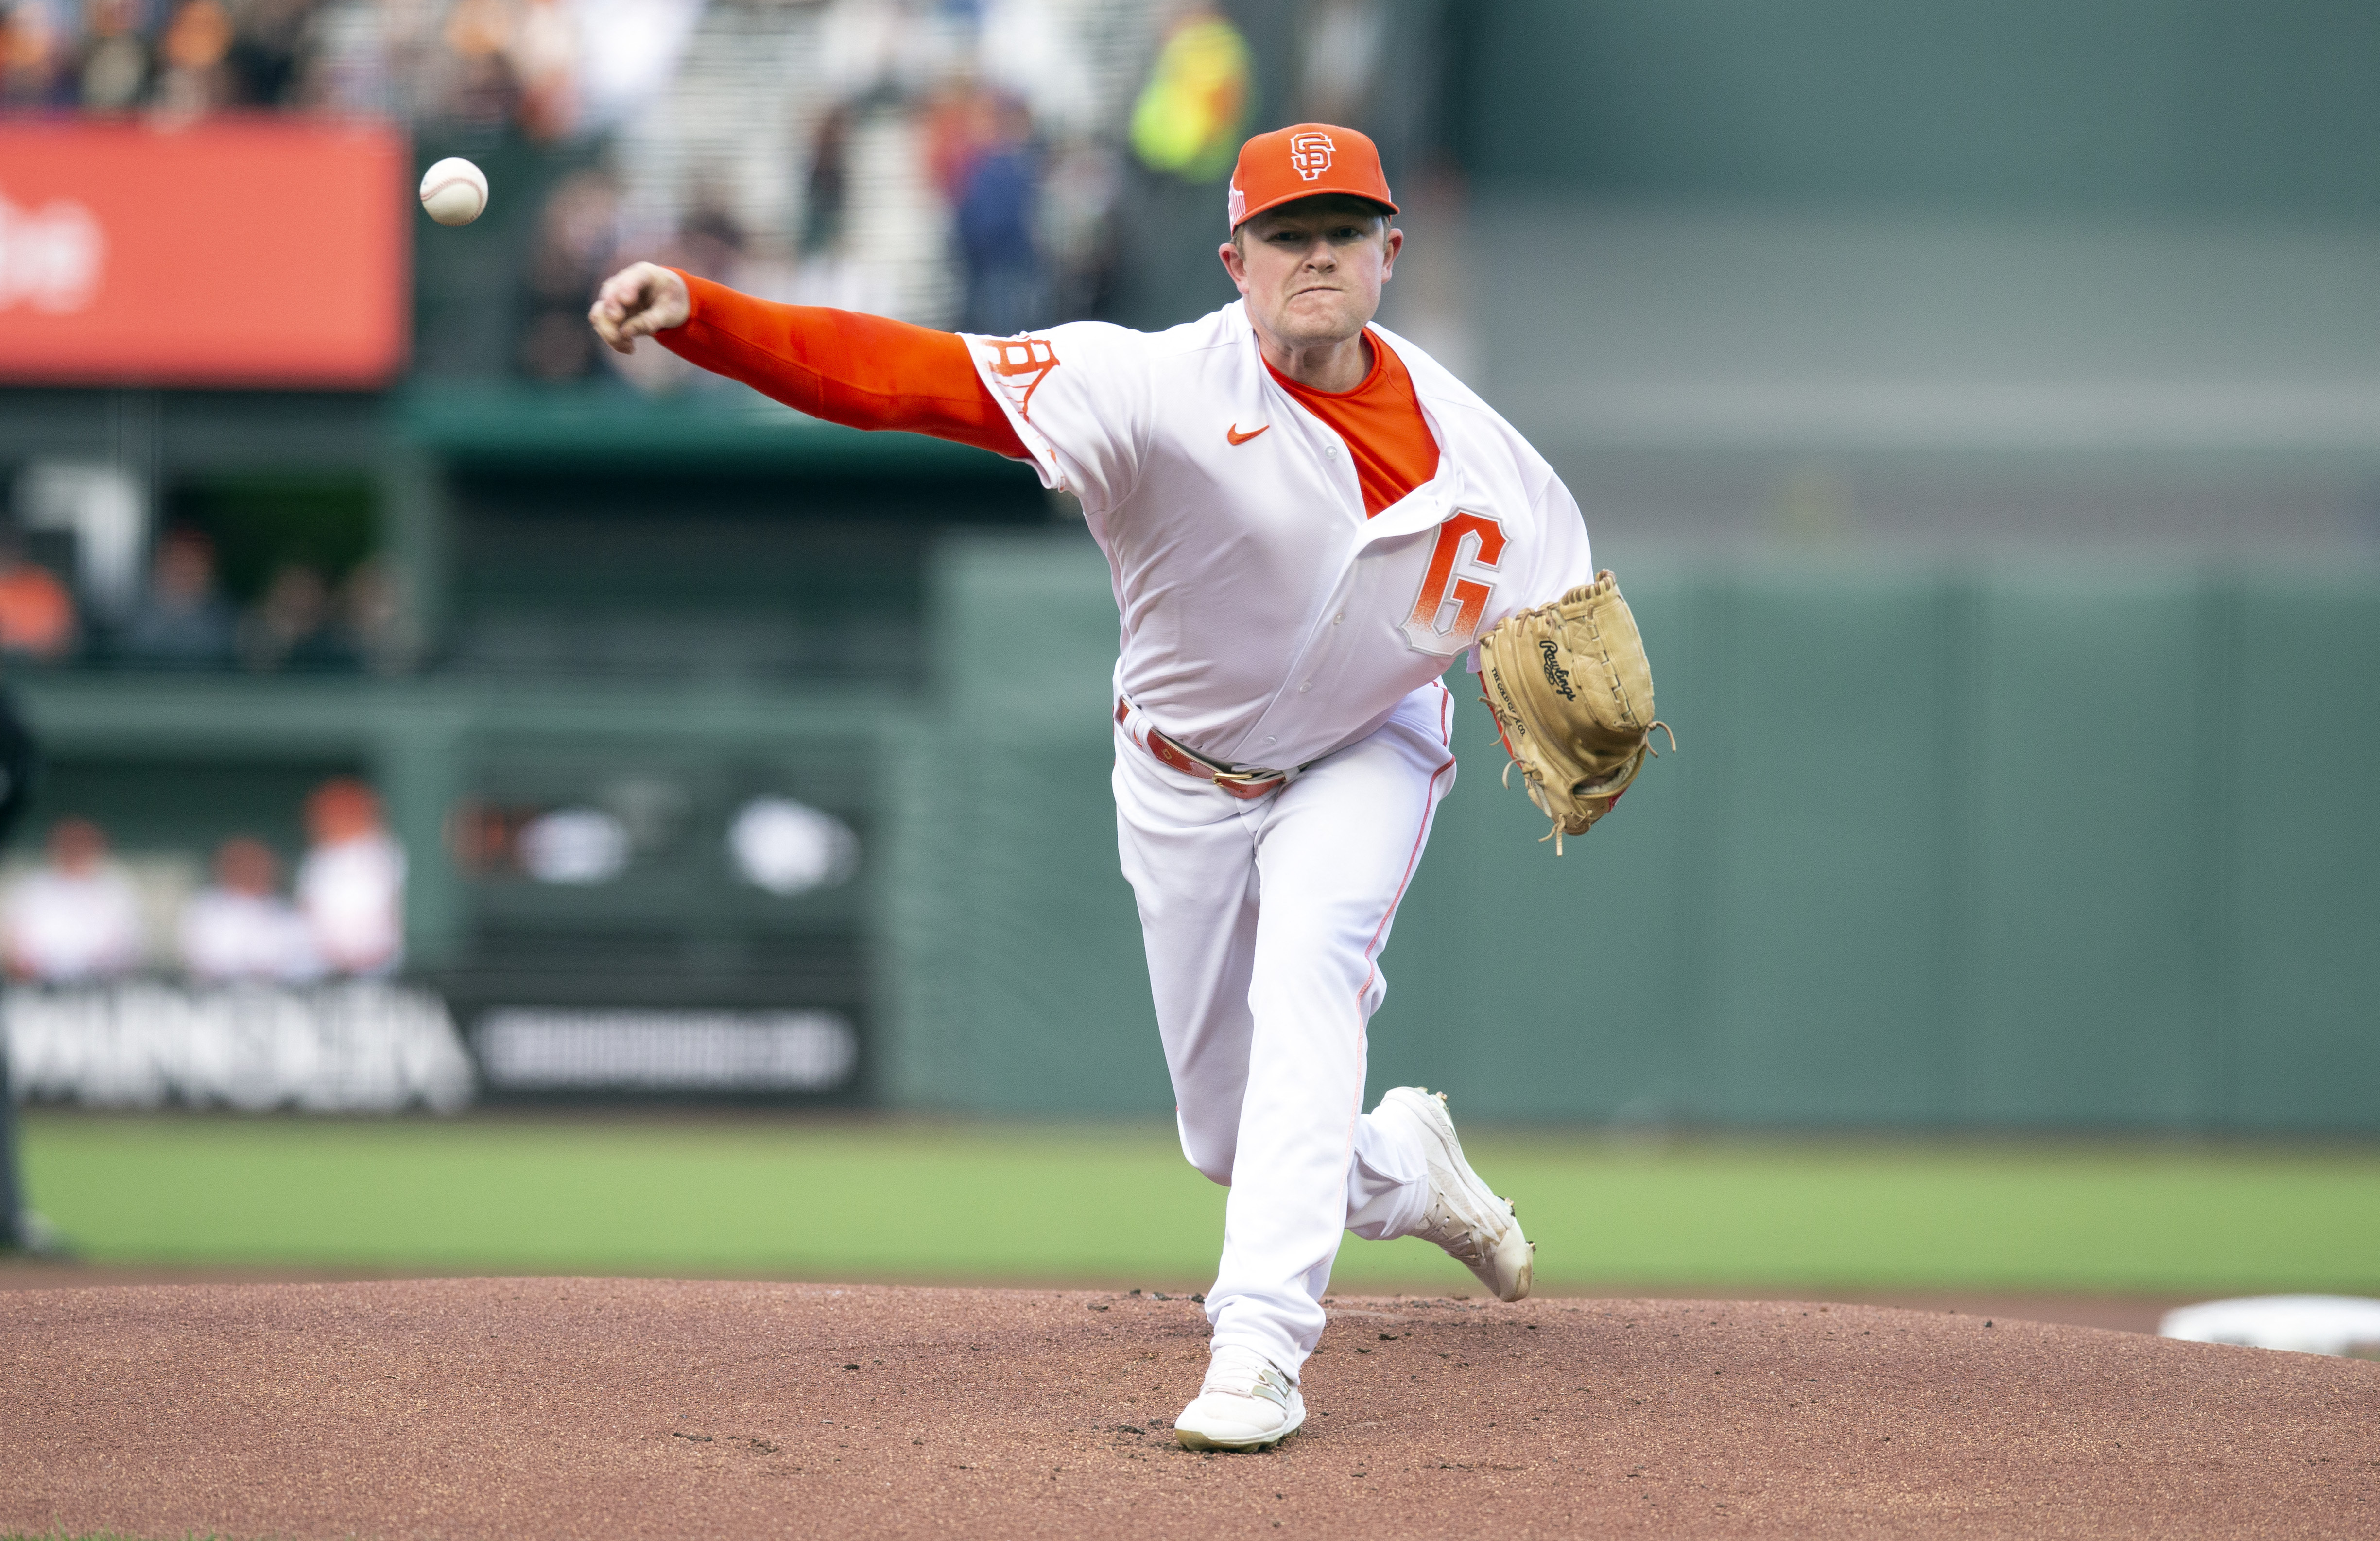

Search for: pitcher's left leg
xmin=1204 ymin=683 xmax=1456 ymax=1374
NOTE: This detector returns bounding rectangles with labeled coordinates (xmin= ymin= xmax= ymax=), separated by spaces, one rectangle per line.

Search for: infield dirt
xmin=3 ymin=1278 xmax=2374 ymax=1539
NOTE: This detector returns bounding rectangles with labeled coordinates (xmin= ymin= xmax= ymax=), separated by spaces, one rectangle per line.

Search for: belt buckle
xmin=1208 ymin=765 xmax=1285 ymax=799
xmin=1120 ymin=697 xmax=1284 ymax=799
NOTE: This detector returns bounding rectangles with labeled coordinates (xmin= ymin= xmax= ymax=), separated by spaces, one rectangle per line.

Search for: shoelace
xmin=1202 ymin=1348 xmax=1291 ymax=1405
xmin=1395 ymin=1091 xmax=1517 ymax=1275
xmin=1410 ymin=1133 xmax=1513 ymax=1268
xmin=1415 ymin=1194 xmax=1500 ymax=1268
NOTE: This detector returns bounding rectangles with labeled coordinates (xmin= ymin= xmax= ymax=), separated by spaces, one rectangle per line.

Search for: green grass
xmin=18 ymin=1111 xmax=2380 ymax=1294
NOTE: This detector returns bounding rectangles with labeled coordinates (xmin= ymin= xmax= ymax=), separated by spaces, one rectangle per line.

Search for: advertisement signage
xmin=0 ymin=119 xmax=408 ymax=387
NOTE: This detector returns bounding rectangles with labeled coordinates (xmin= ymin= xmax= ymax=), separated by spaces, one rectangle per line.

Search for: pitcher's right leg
xmin=1111 ymin=724 xmax=1264 ymax=1189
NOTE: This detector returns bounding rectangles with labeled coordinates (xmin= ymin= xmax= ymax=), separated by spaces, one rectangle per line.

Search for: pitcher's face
xmin=1221 ymin=196 xmax=1401 ymax=354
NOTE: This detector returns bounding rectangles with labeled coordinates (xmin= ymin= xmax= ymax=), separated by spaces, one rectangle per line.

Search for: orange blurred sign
xmin=0 ymin=119 xmax=409 ymax=387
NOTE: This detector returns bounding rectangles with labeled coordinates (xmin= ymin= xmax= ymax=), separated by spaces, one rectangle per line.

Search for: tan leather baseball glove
xmin=1475 ymin=570 xmax=1670 ymax=853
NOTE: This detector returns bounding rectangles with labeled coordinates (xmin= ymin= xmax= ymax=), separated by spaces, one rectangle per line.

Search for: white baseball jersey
xmin=963 ymin=301 xmax=1596 ymax=768
xmin=958 ymin=299 xmax=1593 ymax=1377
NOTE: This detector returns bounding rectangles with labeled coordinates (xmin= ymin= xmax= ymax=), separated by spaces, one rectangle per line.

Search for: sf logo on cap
xmin=1289 ymin=131 xmax=1335 ymax=181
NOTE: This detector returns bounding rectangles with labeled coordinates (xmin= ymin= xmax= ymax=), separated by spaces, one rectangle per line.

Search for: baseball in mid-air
xmin=418 ymin=157 xmax=488 ymax=227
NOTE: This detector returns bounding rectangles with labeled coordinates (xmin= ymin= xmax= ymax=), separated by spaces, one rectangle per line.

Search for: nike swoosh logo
xmin=1226 ymin=423 xmax=1270 ymax=446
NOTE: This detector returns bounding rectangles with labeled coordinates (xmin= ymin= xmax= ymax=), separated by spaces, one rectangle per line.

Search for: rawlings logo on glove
xmin=1537 ymin=639 xmax=1575 ymax=700
xmin=1475 ymin=570 xmax=1671 ymax=853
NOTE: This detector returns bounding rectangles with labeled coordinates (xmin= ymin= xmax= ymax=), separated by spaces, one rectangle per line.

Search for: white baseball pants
xmin=1113 ymin=679 xmax=1459 ymax=1377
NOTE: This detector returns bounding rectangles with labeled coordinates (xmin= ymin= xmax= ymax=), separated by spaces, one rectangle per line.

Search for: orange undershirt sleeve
xmin=655 ymin=271 xmax=1030 ymax=460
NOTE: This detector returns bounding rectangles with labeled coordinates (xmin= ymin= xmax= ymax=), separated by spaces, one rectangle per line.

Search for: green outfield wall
xmin=14 ymin=530 xmax=2374 ymax=1130
xmin=881 ymin=531 xmax=2380 ymax=1132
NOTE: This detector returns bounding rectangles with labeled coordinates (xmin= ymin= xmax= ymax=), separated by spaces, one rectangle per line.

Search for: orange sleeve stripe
xmin=657 ymin=271 xmax=1031 ymax=461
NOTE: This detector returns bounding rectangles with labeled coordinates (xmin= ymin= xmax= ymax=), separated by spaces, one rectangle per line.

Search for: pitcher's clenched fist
xmin=588 ymin=262 xmax=691 ymax=354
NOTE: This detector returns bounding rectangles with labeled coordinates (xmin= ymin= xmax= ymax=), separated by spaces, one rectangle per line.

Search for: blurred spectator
xmin=224 ymin=0 xmax=312 ymax=107
xmin=787 ymin=102 xmax=907 ymax=314
xmin=954 ymin=93 xmax=1046 ymax=335
xmin=7 ymin=0 xmax=1122 ymax=164
xmin=977 ymin=0 xmax=1091 ymax=139
xmin=1128 ymin=6 xmax=1249 ymax=183
xmin=571 ymin=0 xmax=702 ymax=132
xmin=76 ymin=0 xmax=150 ymax=111
xmin=0 ymin=529 xmax=76 ymax=664
xmin=507 ymin=0 xmax=576 ymax=140
xmin=816 ymin=0 xmax=946 ymax=106
xmin=238 ymin=560 xmax=356 ymax=672
xmin=152 ymin=0 xmax=233 ymax=116
xmin=0 ymin=817 xmax=143 ymax=983
xmin=121 ymin=527 xmax=236 ymax=668
xmin=341 ymin=555 xmax=420 ymax=675
xmin=518 ymin=166 xmax=622 ymax=382
xmin=179 ymin=835 xmax=321 ymax=982
xmin=800 ymin=103 xmax=853 ymax=258
xmin=671 ymin=194 xmax=746 ymax=286
xmin=297 ymin=776 xmax=404 ymax=975
xmin=923 ymin=76 xmax=997 ymax=203
xmin=1298 ymin=0 xmax=1384 ymax=128
xmin=438 ymin=0 xmax=522 ymax=131
xmin=9 ymin=0 xmax=336 ymax=119
xmin=1039 ymin=137 xmax=1120 ymax=321
xmin=294 ymin=0 xmax=395 ymax=117
xmin=0 ymin=0 xmax=71 ymax=106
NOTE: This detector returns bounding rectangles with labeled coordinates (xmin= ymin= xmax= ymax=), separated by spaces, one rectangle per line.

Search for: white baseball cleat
xmin=1173 ymin=1343 xmax=1306 ymax=1452
xmin=1377 ymin=1085 xmax=1535 ymax=1303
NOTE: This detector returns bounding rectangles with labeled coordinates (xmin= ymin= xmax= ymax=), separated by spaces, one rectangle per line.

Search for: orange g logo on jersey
xmin=987 ymin=335 xmax=1061 ymax=417
xmin=1289 ymin=132 xmax=1335 ymax=181
xmin=1399 ymin=512 xmax=1507 ymax=657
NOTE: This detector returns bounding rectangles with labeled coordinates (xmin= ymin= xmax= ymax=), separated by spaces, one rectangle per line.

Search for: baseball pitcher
xmin=590 ymin=123 xmax=1659 ymax=1452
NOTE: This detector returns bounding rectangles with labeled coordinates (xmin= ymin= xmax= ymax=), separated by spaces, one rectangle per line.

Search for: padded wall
xmin=884 ymin=531 xmax=2380 ymax=1129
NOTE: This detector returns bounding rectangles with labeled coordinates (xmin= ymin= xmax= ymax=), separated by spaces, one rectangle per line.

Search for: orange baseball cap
xmin=1226 ymin=123 xmax=1397 ymax=230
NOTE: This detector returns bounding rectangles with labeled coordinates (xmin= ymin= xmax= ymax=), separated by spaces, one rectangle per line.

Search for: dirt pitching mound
xmin=3 ymin=1279 xmax=2375 ymax=1540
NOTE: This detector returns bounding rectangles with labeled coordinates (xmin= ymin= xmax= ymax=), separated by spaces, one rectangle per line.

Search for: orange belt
xmin=1116 ymin=698 xmax=1289 ymax=800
